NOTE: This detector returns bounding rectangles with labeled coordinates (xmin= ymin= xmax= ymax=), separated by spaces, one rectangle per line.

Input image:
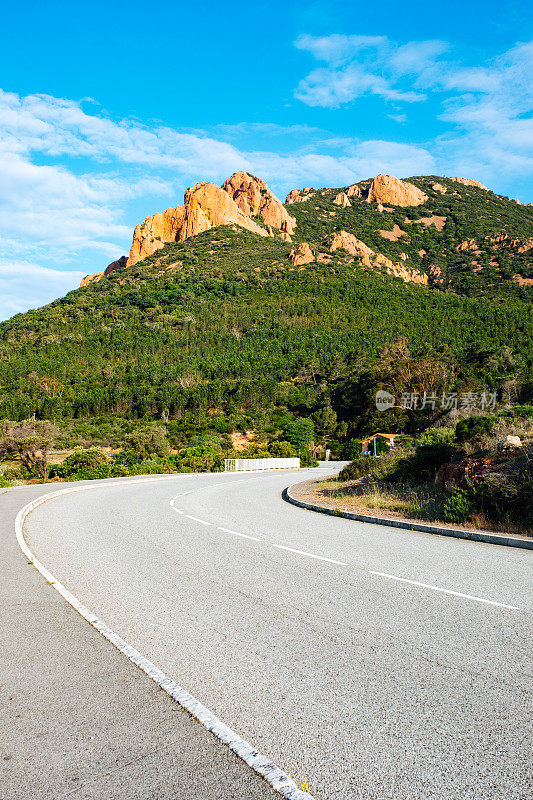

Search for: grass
xmin=318 ymin=479 xmax=448 ymax=522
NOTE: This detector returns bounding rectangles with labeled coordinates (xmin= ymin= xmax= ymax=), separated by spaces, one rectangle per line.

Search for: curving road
xmin=24 ymin=469 xmax=532 ymax=800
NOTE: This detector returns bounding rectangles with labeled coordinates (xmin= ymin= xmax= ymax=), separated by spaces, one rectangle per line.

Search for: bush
xmin=455 ymin=415 xmax=495 ymax=443
xmin=124 ymin=424 xmax=170 ymax=458
xmin=53 ymin=447 xmax=110 ymax=481
xmin=298 ymin=448 xmax=319 ymax=468
xmin=269 ymin=440 xmax=298 ymax=458
xmin=443 ymin=491 xmax=475 ymax=523
xmin=339 ymin=448 xmax=406 ymax=482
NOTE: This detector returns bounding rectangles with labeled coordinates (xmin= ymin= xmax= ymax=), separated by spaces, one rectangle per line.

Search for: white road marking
xmin=171 ymin=506 xmax=184 ymax=515
xmin=217 ymin=527 xmax=261 ymax=542
xmin=273 ymin=544 xmax=348 ymax=566
xmin=369 ymin=571 xmax=519 ymax=610
xmin=185 ymin=514 xmax=212 ymax=526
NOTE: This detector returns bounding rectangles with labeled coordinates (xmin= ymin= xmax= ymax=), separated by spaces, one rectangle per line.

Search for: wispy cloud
xmin=294 ymin=34 xmax=446 ymax=107
xmin=0 ymin=260 xmax=85 ymax=319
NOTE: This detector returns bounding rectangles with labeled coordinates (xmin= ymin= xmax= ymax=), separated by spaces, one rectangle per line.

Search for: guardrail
xmin=224 ymin=457 xmax=300 ymax=472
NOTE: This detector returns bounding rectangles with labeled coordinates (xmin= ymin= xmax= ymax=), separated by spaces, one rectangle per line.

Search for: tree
xmin=283 ymin=418 xmax=315 ymax=449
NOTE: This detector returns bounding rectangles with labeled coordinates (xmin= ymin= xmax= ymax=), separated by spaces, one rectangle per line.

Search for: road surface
xmin=23 ymin=470 xmax=533 ymax=799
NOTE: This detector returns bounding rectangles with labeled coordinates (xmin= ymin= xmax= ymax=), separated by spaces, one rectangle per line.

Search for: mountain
xmin=1 ymin=171 xmax=532 ymax=449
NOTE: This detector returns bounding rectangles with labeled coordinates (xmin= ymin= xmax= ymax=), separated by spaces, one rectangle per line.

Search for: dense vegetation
xmin=334 ymin=405 xmax=533 ymax=534
xmin=0 ymin=176 xmax=531 ymax=477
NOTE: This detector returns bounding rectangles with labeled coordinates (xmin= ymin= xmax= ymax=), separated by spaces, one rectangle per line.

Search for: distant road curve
xmin=23 ymin=469 xmax=533 ymax=800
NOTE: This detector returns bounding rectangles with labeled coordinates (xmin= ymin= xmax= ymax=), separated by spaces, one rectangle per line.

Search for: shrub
xmin=269 ymin=440 xmax=298 ymax=458
xmin=339 ymin=448 xmax=406 ymax=482
xmin=124 ymin=424 xmax=170 ymax=458
xmin=455 ymin=415 xmax=495 ymax=443
xmin=54 ymin=448 xmax=110 ymax=481
xmin=443 ymin=491 xmax=475 ymax=523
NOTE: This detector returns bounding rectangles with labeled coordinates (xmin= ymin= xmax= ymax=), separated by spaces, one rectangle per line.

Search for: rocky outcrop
xmin=333 ymin=192 xmax=351 ymax=207
xmin=367 ymin=174 xmax=428 ymax=207
xmin=127 ymin=173 xmax=295 ymax=267
xmin=80 ymin=272 xmax=104 ymax=288
xmin=104 ymin=255 xmax=127 ymax=277
xmin=450 ymin=177 xmax=489 ymax=190
xmin=128 ymin=207 xmax=185 ymax=266
xmin=178 ymin=181 xmax=268 ymax=242
xmin=288 ymin=242 xmax=315 ymax=266
xmin=346 ymin=184 xmax=363 ymax=198
xmin=457 ymin=238 xmax=478 ymax=252
xmin=432 ymin=183 xmax=447 ymax=194
xmin=498 ymin=435 xmax=522 ymax=451
xmin=222 ymin=171 xmax=296 ymax=234
xmin=285 ymin=187 xmax=315 ymax=204
xmin=488 ymin=233 xmax=533 ymax=253
xmin=327 ymin=230 xmax=427 ymax=285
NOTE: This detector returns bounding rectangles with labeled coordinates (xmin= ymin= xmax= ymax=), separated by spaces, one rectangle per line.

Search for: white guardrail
xmin=224 ymin=457 xmax=300 ymax=472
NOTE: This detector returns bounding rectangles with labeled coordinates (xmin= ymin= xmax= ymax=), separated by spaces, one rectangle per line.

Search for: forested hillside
xmin=0 ymin=174 xmax=532 ymax=464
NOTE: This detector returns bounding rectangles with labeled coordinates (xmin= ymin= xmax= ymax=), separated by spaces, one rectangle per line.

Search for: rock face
xmin=80 ymin=255 xmax=128 ymax=287
xmin=285 ymin=187 xmax=315 ymax=204
xmin=328 ymin=230 xmax=427 ymax=285
xmin=288 ymin=242 xmax=315 ymax=266
xmin=223 ymin=171 xmax=296 ymax=235
xmin=127 ymin=173 xmax=294 ymax=267
xmin=80 ymin=272 xmax=104 ymax=288
xmin=367 ymin=174 xmax=428 ymax=207
xmin=346 ymin=184 xmax=362 ymax=198
xmin=128 ymin=207 xmax=185 ymax=266
xmin=178 ymin=182 xmax=267 ymax=242
xmin=450 ymin=177 xmax=489 ymax=190
xmin=104 ymin=255 xmax=128 ymax=277
xmin=333 ymin=191 xmax=351 ymax=207
xmin=432 ymin=183 xmax=447 ymax=194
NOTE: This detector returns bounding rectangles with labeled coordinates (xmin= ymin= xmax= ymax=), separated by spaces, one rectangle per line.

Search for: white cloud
xmin=294 ymin=33 xmax=444 ymax=107
xmin=0 ymin=260 xmax=86 ymax=319
xmin=295 ymin=33 xmax=387 ymax=66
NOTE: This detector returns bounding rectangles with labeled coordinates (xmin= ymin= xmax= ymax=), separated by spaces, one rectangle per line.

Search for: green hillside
xmin=1 ymin=176 xmax=532 ymax=461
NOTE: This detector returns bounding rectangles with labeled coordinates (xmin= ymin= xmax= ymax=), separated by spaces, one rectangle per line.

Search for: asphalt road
xmin=23 ymin=470 xmax=533 ymax=800
xmin=1 ymin=482 xmax=280 ymax=800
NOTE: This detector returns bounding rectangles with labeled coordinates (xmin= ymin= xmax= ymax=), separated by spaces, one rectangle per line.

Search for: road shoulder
xmin=1 ymin=484 xmax=279 ymax=800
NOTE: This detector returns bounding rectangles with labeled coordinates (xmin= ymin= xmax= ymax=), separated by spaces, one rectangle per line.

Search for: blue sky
xmin=0 ymin=0 xmax=532 ymax=319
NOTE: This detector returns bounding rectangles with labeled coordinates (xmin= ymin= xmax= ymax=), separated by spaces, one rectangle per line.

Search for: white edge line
xmin=185 ymin=514 xmax=212 ymax=526
xmin=218 ymin=527 xmax=262 ymax=542
xmin=14 ymin=478 xmax=315 ymax=800
xmin=273 ymin=544 xmax=348 ymax=566
xmin=369 ymin=570 xmax=519 ymax=610
xmin=171 ymin=506 xmax=184 ymax=515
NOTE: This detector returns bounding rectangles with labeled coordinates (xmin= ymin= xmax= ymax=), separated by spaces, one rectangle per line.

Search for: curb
xmin=15 ymin=477 xmax=315 ymax=800
xmin=283 ymin=484 xmax=533 ymax=551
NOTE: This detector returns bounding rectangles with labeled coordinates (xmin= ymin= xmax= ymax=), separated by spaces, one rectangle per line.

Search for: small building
xmin=361 ymin=432 xmax=400 ymax=455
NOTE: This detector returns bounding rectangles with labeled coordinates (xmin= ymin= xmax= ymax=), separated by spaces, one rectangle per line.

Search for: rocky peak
xmin=285 ymin=187 xmax=316 ymax=204
xmin=333 ymin=192 xmax=351 ymax=207
xmin=126 ymin=172 xmax=295 ymax=267
xmin=179 ymin=181 xmax=267 ymax=242
xmin=450 ymin=177 xmax=489 ymax=190
xmin=367 ymin=174 xmax=428 ymax=207
xmin=222 ymin=171 xmax=296 ymax=234
xmin=80 ymin=254 xmax=128 ymax=288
